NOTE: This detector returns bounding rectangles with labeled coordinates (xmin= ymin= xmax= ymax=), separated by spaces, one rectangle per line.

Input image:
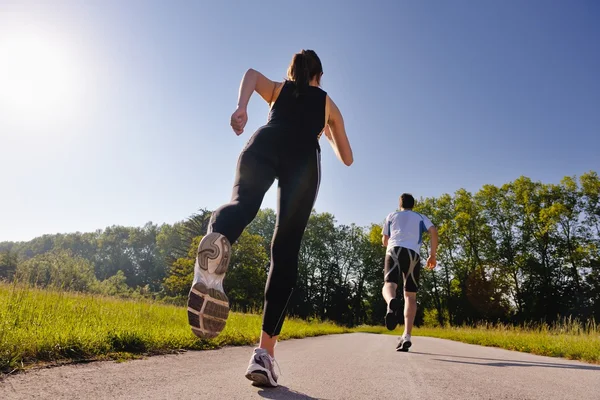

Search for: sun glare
xmin=0 ymin=30 xmax=83 ymax=127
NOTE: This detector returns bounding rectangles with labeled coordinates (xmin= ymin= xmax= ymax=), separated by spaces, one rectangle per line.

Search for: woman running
xmin=187 ymin=49 xmax=353 ymax=387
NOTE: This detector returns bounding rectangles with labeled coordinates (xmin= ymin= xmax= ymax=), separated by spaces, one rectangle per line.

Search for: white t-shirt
xmin=382 ymin=210 xmax=434 ymax=253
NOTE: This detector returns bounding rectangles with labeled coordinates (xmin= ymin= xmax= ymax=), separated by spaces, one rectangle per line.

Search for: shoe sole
xmin=396 ymin=340 xmax=412 ymax=352
xmin=385 ymin=298 xmax=400 ymax=330
xmin=187 ymin=233 xmax=231 ymax=339
xmin=245 ymin=371 xmax=278 ymax=387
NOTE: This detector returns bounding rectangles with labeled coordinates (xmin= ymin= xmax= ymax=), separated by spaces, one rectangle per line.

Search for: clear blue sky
xmin=1 ymin=0 xmax=599 ymax=242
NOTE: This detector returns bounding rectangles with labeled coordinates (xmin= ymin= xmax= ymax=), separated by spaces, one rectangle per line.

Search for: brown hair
xmin=399 ymin=193 xmax=415 ymax=209
xmin=286 ymin=49 xmax=323 ymax=96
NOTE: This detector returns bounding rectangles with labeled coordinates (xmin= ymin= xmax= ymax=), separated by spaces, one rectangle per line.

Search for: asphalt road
xmin=1 ymin=333 xmax=599 ymax=399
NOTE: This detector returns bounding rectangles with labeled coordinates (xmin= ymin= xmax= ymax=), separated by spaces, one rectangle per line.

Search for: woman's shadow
xmin=257 ymin=385 xmax=331 ymax=400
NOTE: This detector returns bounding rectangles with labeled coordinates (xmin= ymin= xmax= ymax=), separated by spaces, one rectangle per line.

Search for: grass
xmin=0 ymin=283 xmax=349 ymax=374
xmin=354 ymin=321 xmax=600 ymax=364
xmin=2 ymin=282 xmax=599 ymax=374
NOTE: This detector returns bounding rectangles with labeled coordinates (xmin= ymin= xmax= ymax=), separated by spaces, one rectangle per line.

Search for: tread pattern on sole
xmin=385 ymin=312 xmax=398 ymax=331
xmin=246 ymin=371 xmax=276 ymax=387
xmin=187 ymin=282 xmax=229 ymax=339
xmin=385 ymin=298 xmax=400 ymax=331
xmin=197 ymin=233 xmax=230 ymax=275
xmin=187 ymin=233 xmax=232 ymax=339
xmin=396 ymin=340 xmax=412 ymax=352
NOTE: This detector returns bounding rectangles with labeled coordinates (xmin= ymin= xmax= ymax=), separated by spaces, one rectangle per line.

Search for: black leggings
xmin=209 ymin=138 xmax=321 ymax=336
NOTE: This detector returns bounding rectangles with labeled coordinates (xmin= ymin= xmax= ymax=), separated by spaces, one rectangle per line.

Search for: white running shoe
xmin=245 ymin=348 xmax=279 ymax=387
xmin=186 ymin=232 xmax=231 ymax=339
xmin=396 ymin=334 xmax=412 ymax=352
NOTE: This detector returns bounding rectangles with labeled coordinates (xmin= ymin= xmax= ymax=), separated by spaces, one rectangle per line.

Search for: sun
xmin=0 ymin=30 xmax=83 ymax=127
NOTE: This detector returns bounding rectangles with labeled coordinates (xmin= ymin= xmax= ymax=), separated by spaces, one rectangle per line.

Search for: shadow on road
xmin=408 ymin=352 xmax=600 ymax=371
xmin=257 ymin=385 xmax=331 ymax=400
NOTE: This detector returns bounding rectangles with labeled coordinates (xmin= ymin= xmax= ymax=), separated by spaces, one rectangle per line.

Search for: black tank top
xmin=266 ymin=81 xmax=327 ymax=150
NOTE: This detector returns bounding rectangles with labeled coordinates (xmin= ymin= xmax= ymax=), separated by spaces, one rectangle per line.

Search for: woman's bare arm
xmin=323 ymin=96 xmax=353 ymax=166
xmin=231 ymin=69 xmax=282 ymax=135
xmin=237 ymin=68 xmax=282 ymax=109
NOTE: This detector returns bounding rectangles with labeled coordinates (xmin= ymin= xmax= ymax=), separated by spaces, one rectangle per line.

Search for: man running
xmin=381 ymin=193 xmax=438 ymax=351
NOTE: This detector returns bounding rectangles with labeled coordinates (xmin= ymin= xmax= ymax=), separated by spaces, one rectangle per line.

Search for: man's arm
xmin=381 ymin=214 xmax=390 ymax=247
xmin=426 ymin=226 xmax=438 ymax=269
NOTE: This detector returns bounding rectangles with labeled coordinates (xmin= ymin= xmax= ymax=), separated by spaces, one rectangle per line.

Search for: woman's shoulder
xmin=313 ymin=85 xmax=327 ymax=96
xmin=284 ymin=80 xmax=327 ymax=95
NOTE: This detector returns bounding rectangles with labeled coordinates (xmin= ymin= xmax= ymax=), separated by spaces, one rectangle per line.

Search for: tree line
xmin=1 ymin=171 xmax=598 ymax=327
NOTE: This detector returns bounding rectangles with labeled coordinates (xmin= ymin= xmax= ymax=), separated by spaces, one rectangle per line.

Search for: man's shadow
xmin=257 ymin=385 xmax=332 ymax=400
xmin=408 ymin=352 xmax=600 ymax=371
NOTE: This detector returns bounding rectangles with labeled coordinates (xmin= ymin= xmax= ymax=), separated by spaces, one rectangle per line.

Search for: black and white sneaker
xmin=385 ymin=298 xmax=400 ymax=330
xmin=396 ymin=335 xmax=412 ymax=352
xmin=245 ymin=348 xmax=279 ymax=387
xmin=187 ymin=232 xmax=231 ymax=339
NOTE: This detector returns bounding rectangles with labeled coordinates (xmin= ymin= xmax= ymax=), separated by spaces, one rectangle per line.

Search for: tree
xmin=16 ymin=250 xmax=97 ymax=292
xmin=0 ymin=249 xmax=18 ymax=281
xmin=2 ymin=171 xmax=599 ymax=326
xmin=156 ymin=222 xmax=185 ymax=272
xmin=294 ymin=212 xmax=337 ymax=319
xmin=163 ymin=236 xmax=201 ymax=296
xmin=127 ymin=222 xmax=162 ymax=290
xmin=225 ymin=231 xmax=269 ymax=312
xmin=246 ymin=208 xmax=276 ymax=256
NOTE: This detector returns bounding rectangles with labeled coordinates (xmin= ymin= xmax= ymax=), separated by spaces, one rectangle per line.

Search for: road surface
xmin=1 ymin=333 xmax=599 ymax=399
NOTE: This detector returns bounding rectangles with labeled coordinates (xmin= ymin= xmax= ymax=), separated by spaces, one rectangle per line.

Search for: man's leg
xmin=382 ymin=282 xmax=397 ymax=305
xmin=396 ymin=248 xmax=421 ymax=351
xmin=403 ymin=291 xmax=417 ymax=336
xmin=383 ymin=248 xmax=401 ymax=330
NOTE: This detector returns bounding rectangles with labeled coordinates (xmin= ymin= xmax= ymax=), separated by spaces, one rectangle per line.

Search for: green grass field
xmin=0 ymin=283 xmax=349 ymax=374
xmin=355 ymin=322 xmax=600 ymax=364
xmin=2 ymin=283 xmax=599 ymax=374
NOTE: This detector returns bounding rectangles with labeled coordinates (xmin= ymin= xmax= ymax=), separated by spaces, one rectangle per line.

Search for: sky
xmin=1 ymin=0 xmax=599 ymax=242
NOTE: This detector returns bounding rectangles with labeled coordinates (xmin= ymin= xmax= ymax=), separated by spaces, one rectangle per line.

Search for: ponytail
xmin=286 ymin=49 xmax=323 ymax=97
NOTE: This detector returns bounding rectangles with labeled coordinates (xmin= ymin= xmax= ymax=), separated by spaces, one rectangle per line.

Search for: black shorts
xmin=384 ymin=247 xmax=421 ymax=293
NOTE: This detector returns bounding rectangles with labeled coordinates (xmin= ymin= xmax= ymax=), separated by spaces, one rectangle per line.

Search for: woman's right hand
xmin=230 ymin=106 xmax=248 ymax=135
